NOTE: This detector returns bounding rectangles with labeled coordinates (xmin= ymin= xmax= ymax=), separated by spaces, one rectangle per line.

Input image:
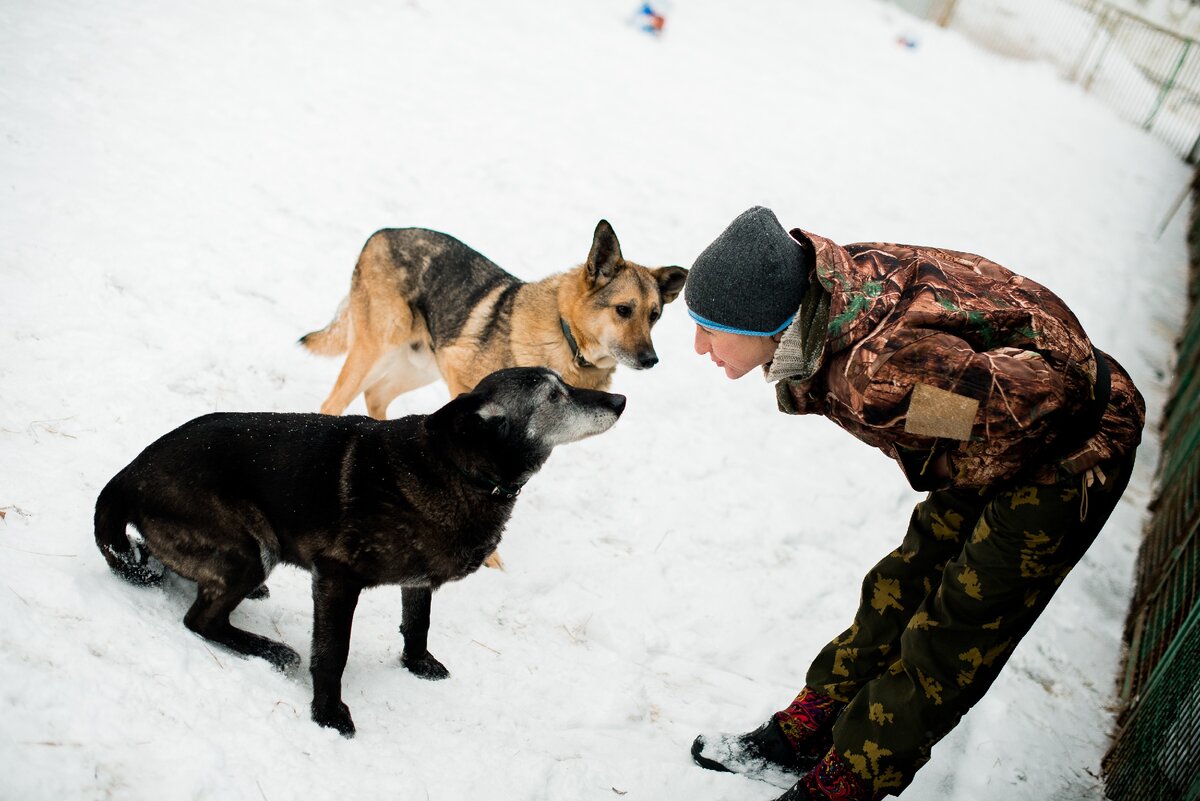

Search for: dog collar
xmin=479 ymin=477 xmax=523 ymax=500
xmin=452 ymin=462 xmax=524 ymax=500
xmin=559 ymin=318 xmax=596 ymax=369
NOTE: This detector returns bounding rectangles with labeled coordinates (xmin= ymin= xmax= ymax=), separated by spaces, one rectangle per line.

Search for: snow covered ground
xmin=0 ymin=1 xmax=1190 ymax=799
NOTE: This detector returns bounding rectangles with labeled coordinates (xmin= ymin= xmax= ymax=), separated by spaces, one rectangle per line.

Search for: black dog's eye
xmin=548 ymin=389 xmax=560 ymax=403
xmin=615 ymin=304 xmax=632 ymax=319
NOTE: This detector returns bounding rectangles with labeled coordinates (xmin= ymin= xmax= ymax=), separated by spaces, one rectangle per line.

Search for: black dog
xmin=94 ymin=367 xmax=625 ymax=736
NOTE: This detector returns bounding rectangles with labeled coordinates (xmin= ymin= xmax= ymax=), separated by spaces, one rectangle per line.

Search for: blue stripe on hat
xmin=688 ymin=308 xmax=794 ymax=337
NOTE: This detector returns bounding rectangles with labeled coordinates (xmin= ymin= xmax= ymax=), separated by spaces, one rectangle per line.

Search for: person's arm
xmin=845 ymin=327 xmax=1072 ymax=485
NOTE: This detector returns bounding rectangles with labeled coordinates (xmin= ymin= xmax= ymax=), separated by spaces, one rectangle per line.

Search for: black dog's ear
xmin=430 ymin=392 xmax=506 ymax=437
xmin=473 ymin=401 xmax=510 ymax=437
xmin=586 ymin=219 xmax=625 ymax=289
xmin=654 ymin=265 xmax=688 ymax=304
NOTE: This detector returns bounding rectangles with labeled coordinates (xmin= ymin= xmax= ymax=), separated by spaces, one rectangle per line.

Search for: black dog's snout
xmin=570 ymin=385 xmax=626 ymax=416
xmin=637 ymin=351 xmax=659 ymax=369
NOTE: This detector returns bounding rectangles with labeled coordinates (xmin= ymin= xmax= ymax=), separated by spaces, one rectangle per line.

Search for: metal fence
xmin=891 ymin=0 xmax=1200 ymax=160
xmin=1101 ymin=171 xmax=1200 ymax=801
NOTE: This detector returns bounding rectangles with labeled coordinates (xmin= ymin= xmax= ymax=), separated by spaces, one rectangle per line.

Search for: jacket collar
xmin=764 ymin=229 xmax=836 ymax=384
xmin=797 ymin=229 xmax=898 ymax=353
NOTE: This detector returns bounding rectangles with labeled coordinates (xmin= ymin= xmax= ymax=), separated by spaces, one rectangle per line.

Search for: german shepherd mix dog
xmin=94 ymin=368 xmax=625 ymax=737
xmin=300 ymin=220 xmax=687 ymax=419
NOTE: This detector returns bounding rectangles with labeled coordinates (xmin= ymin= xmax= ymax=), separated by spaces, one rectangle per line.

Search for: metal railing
xmin=891 ymin=0 xmax=1200 ymax=160
xmin=1102 ymin=172 xmax=1200 ymax=800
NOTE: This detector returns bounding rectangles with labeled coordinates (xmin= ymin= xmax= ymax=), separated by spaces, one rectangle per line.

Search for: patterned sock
xmin=802 ymin=746 xmax=875 ymax=801
xmin=773 ymin=687 xmax=845 ymax=754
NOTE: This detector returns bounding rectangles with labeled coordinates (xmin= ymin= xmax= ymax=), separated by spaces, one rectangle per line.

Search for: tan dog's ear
xmin=654 ymin=266 xmax=688 ymax=304
xmin=586 ymin=220 xmax=625 ymax=289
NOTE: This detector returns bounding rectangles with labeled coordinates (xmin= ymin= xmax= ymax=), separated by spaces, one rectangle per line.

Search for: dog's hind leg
xmin=363 ymin=341 xmax=441 ymax=420
xmin=181 ymin=547 xmax=299 ymax=672
xmin=184 ymin=583 xmax=300 ymax=671
xmin=309 ymin=570 xmax=363 ymax=737
xmin=320 ymin=286 xmax=427 ymax=417
xmin=319 ymin=339 xmax=382 ymax=416
xmin=399 ymin=585 xmax=449 ymax=680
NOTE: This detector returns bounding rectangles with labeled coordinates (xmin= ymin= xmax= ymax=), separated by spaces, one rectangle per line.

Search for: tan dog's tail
xmin=299 ymin=298 xmax=350 ymax=355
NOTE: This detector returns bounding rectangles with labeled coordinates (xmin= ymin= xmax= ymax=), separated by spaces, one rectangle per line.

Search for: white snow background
xmin=0 ymin=0 xmax=1191 ymax=799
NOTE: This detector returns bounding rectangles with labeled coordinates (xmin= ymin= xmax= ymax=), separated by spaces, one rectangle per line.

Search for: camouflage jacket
xmin=767 ymin=230 xmax=1145 ymax=489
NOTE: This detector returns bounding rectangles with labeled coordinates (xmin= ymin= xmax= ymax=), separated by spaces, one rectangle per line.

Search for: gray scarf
xmin=765 ymin=283 xmax=831 ymax=384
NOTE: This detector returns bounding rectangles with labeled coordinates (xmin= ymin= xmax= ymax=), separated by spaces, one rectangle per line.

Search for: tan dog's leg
xmin=319 ymin=341 xmax=381 ymax=416
xmin=442 ymin=371 xmax=473 ymax=400
xmin=320 ymin=280 xmax=426 ymax=416
xmin=364 ymin=373 xmax=409 ymax=420
xmin=363 ymin=344 xmax=440 ymax=420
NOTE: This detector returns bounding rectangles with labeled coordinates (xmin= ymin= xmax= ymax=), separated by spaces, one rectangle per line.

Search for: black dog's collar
xmin=451 ymin=462 xmax=524 ymax=500
xmin=560 ymin=318 xmax=596 ymax=369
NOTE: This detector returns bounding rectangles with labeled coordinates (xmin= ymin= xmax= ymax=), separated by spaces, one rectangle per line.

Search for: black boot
xmin=691 ymin=717 xmax=819 ymax=782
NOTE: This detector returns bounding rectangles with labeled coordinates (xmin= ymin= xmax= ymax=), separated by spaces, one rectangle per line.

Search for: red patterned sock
xmin=773 ymin=687 xmax=845 ymax=754
xmin=802 ymin=746 xmax=875 ymax=801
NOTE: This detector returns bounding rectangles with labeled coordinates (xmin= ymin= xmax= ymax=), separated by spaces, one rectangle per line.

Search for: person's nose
xmin=694 ymin=325 xmax=710 ymax=355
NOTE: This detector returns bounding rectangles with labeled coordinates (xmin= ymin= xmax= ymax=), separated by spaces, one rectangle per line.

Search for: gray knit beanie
xmin=685 ymin=206 xmax=810 ymax=336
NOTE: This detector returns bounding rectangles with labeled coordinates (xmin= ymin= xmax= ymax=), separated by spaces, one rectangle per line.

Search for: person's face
xmin=693 ymin=324 xmax=779 ymax=380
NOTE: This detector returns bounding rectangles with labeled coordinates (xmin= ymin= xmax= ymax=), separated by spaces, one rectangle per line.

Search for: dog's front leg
xmin=310 ymin=571 xmax=362 ymax=737
xmin=400 ymin=585 xmax=449 ymax=680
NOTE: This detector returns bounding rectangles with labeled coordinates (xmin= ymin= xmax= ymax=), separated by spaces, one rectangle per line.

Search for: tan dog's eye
xmin=615 ymin=304 xmax=632 ymax=319
xmin=649 ymin=309 xmax=660 ymax=323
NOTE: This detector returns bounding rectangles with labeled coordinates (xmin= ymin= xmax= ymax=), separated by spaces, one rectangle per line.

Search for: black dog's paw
xmin=311 ymin=699 xmax=356 ymax=738
xmin=264 ymin=643 xmax=301 ymax=673
xmin=247 ymin=584 xmax=271 ymax=600
xmin=402 ymin=651 xmax=450 ymax=681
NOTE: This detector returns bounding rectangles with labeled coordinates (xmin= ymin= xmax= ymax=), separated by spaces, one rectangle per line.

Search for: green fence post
xmin=1146 ymin=40 xmax=1192 ymax=131
xmin=1083 ymin=9 xmax=1120 ymax=92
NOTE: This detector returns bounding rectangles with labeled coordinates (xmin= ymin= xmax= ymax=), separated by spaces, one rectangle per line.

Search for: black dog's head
xmin=430 ymin=367 xmax=626 ymax=485
xmin=472 ymin=367 xmax=626 ymax=447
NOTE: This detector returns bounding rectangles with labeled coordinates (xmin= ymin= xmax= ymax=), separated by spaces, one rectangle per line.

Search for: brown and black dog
xmin=300 ymin=220 xmax=688 ymax=419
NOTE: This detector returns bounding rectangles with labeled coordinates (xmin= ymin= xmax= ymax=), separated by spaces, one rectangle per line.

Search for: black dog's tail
xmin=94 ymin=474 xmax=162 ymax=587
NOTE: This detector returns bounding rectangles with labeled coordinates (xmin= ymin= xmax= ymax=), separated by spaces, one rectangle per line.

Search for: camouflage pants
xmin=804 ymin=455 xmax=1134 ymax=797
